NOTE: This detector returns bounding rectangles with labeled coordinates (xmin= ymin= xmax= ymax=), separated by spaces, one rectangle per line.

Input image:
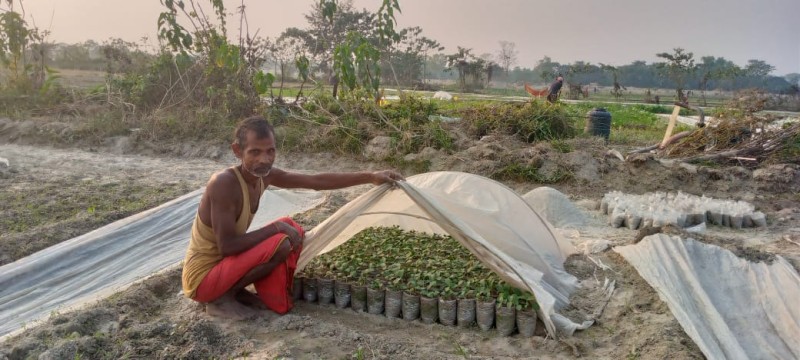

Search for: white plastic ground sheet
xmin=298 ymin=171 xmax=589 ymax=338
xmin=0 ymin=188 xmax=324 ymax=338
xmin=615 ymin=234 xmax=800 ymax=360
xmin=521 ymin=186 xmax=588 ymax=229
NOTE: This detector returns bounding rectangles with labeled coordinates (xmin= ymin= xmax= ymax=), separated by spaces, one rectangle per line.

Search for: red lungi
xmin=194 ymin=217 xmax=304 ymax=314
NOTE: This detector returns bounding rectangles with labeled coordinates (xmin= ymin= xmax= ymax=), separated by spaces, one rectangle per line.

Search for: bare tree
xmin=496 ymin=41 xmax=518 ymax=77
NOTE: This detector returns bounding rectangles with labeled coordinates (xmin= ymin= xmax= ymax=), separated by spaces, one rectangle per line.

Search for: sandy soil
xmin=1 ymin=127 xmax=799 ymax=359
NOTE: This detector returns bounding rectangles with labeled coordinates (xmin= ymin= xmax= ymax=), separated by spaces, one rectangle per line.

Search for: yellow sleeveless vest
xmin=181 ymin=167 xmax=263 ymax=298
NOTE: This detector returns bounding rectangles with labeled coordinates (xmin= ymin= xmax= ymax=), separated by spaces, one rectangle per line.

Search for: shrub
xmin=456 ymin=101 xmax=576 ymax=142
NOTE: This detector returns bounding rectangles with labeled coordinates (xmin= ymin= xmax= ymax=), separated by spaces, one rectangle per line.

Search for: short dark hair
xmin=234 ymin=116 xmax=274 ymax=148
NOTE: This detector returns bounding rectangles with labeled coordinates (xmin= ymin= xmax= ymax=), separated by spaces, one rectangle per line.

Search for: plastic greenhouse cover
xmin=298 ymin=171 xmax=589 ymax=338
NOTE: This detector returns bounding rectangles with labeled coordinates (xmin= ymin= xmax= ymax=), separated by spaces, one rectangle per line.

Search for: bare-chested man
xmin=181 ymin=116 xmax=404 ymax=319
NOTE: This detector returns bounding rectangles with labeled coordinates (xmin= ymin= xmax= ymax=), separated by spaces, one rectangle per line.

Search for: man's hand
xmin=275 ymin=221 xmax=303 ymax=249
xmin=371 ymin=170 xmax=405 ymax=185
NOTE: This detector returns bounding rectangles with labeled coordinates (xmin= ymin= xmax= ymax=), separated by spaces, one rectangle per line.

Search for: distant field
xmin=441 ymin=82 xmax=734 ymax=108
xmin=14 ymin=69 xmax=777 ymax=111
xmin=43 ymin=68 xmax=738 ymax=107
xmin=53 ymin=68 xmax=106 ymax=89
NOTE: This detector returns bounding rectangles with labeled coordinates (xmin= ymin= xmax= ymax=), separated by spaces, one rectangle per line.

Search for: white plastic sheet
xmin=615 ymin=234 xmax=800 ymax=360
xmin=298 ymin=171 xmax=585 ymax=338
xmin=0 ymin=188 xmax=323 ymax=339
xmin=522 ymin=186 xmax=588 ymax=229
xmin=1 ymin=171 xmax=588 ymax=340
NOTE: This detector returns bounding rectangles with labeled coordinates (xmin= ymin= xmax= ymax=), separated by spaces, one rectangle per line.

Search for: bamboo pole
xmin=659 ymin=105 xmax=681 ymax=149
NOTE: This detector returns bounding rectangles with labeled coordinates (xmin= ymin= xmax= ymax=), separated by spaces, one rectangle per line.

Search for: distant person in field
xmin=182 ymin=116 xmax=404 ymax=320
xmin=547 ymin=75 xmax=564 ymax=103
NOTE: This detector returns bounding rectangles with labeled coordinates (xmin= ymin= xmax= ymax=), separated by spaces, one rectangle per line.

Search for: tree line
xmin=3 ymin=0 xmax=798 ymax=115
xmin=471 ymin=51 xmax=798 ymax=96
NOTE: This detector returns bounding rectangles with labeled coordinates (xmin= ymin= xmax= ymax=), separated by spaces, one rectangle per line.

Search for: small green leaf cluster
xmin=495 ymin=282 xmax=539 ymax=311
xmin=300 ymin=226 xmax=537 ymax=309
xmin=381 ymin=95 xmax=438 ymax=125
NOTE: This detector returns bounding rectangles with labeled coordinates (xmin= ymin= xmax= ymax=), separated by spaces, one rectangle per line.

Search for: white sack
xmin=298 ymin=171 xmax=584 ymax=337
xmin=432 ymin=91 xmax=453 ymax=100
xmin=522 ymin=186 xmax=588 ymax=229
xmin=615 ymin=234 xmax=800 ymax=360
xmin=0 ymin=188 xmax=323 ymax=339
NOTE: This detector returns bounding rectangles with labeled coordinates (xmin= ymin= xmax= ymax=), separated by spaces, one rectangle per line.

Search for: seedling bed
xmin=296 ymin=226 xmax=541 ymax=337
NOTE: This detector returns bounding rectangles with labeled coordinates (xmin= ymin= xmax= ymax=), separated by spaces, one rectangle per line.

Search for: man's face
xmin=233 ymin=131 xmax=276 ymax=178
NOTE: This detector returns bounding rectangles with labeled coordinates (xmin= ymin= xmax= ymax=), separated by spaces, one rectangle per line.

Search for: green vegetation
xmin=568 ymin=102 xmax=692 ymax=146
xmin=3 ymin=0 xmax=794 ymax=137
xmin=300 ymin=226 xmax=537 ymax=309
xmin=0 ymin=2 xmax=67 ymax=113
xmin=272 ymin=94 xmax=455 ymax=156
xmin=454 ymin=101 xmax=576 ymax=142
xmin=492 ymin=163 xmax=574 ymax=184
xmin=1 ymin=0 xmax=789 ymax=171
xmin=778 ymin=130 xmax=800 ymax=163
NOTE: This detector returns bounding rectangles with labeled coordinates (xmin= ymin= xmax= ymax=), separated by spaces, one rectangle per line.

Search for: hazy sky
xmin=10 ymin=0 xmax=800 ymax=75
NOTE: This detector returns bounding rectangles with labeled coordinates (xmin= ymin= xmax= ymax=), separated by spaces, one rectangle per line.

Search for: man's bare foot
xmin=235 ymin=289 xmax=267 ymax=310
xmin=206 ymin=294 xmax=258 ymax=320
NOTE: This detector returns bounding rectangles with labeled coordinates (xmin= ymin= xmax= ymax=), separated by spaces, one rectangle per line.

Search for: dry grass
xmin=53 ymin=68 xmax=107 ymax=89
xmin=663 ymin=92 xmax=800 ymax=165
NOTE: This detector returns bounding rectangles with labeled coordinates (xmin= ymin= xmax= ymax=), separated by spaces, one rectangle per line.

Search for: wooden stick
xmin=628 ymin=144 xmax=659 ymax=154
xmin=784 ymin=235 xmax=800 ymax=247
xmin=681 ymin=149 xmax=742 ymax=162
xmin=663 ymin=130 xmax=693 ymax=148
xmin=660 ymin=105 xmax=681 ymax=149
xmin=629 ymin=130 xmax=693 ymax=154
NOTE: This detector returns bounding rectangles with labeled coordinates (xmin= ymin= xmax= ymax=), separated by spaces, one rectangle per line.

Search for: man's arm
xmin=208 ymin=175 xmax=299 ymax=257
xmin=268 ymin=168 xmax=404 ymax=190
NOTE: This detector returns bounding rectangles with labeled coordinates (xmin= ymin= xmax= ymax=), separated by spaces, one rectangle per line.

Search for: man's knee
xmin=273 ymin=239 xmax=292 ymax=261
xmin=277 ymin=217 xmax=304 ymax=236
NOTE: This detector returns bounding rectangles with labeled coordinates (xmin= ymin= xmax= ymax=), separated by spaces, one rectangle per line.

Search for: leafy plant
xmin=0 ymin=2 xmax=62 ymax=104
xmin=152 ymin=0 xmax=269 ymax=118
xmin=330 ymin=0 xmax=402 ymax=103
xmin=474 ymin=278 xmax=497 ymax=301
xmin=496 ymin=282 xmax=539 ymax=311
xmin=303 ymin=226 xmax=539 ymax=310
